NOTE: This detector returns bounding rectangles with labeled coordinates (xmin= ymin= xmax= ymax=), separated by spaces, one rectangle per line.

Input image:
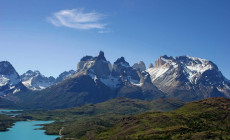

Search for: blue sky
xmin=0 ymin=0 xmax=230 ymax=78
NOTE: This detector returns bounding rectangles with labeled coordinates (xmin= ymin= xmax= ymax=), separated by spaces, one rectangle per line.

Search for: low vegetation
xmin=96 ymin=97 xmax=230 ymax=140
xmin=0 ymin=114 xmax=16 ymax=131
xmin=16 ymin=97 xmax=184 ymax=139
xmin=2 ymin=97 xmax=229 ymax=139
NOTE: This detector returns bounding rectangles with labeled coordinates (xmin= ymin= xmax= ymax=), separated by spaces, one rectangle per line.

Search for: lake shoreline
xmin=0 ymin=109 xmax=61 ymax=139
xmin=0 ymin=119 xmax=60 ymax=140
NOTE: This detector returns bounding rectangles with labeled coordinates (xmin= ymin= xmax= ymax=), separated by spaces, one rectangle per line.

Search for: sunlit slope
xmin=97 ymin=97 xmax=230 ymax=140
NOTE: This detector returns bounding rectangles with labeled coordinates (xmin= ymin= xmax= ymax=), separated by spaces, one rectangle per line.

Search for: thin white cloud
xmin=47 ymin=8 xmax=107 ymax=30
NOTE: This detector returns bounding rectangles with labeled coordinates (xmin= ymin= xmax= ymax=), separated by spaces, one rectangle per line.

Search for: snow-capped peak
xmin=0 ymin=61 xmax=24 ymax=95
xmin=21 ymin=70 xmax=55 ymax=90
xmin=0 ymin=61 xmax=21 ymax=86
xmin=147 ymin=55 xmax=218 ymax=84
xmin=113 ymin=57 xmax=130 ymax=68
xmin=177 ymin=56 xmax=214 ymax=84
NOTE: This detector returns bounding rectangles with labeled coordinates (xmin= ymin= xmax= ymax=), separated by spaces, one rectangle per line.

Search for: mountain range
xmin=0 ymin=51 xmax=229 ymax=109
xmin=147 ymin=55 xmax=230 ymax=101
xmin=20 ymin=70 xmax=75 ymax=90
xmin=0 ymin=61 xmax=75 ymax=94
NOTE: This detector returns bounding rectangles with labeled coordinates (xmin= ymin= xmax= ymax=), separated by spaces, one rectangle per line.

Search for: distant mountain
xmin=1 ymin=52 xmax=230 ymax=109
xmin=20 ymin=70 xmax=56 ymax=90
xmin=55 ymin=70 xmax=75 ymax=83
xmin=11 ymin=51 xmax=164 ymax=109
xmin=0 ymin=61 xmax=27 ymax=96
xmin=20 ymin=70 xmax=75 ymax=90
xmin=75 ymin=51 xmax=164 ymax=100
xmin=147 ymin=55 xmax=230 ymax=101
xmin=112 ymin=56 xmax=164 ymax=100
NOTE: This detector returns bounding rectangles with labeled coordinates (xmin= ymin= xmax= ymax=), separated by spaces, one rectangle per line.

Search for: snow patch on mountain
xmin=129 ymin=77 xmax=140 ymax=84
xmin=147 ymin=66 xmax=169 ymax=81
xmin=0 ymin=61 xmax=25 ymax=95
xmin=147 ymin=55 xmax=216 ymax=84
xmin=22 ymin=77 xmax=33 ymax=87
xmin=182 ymin=56 xmax=214 ymax=84
xmin=88 ymin=70 xmax=120 ymax=88
xmin=21 ymin=70 xmax=55 ymax=90
xmin=160 ymin=57 xmax=177 ymax=67
xmin=99 ymin=76 xmax=120 ymax=88
xmin=120 ymin=62 xmax=130 ymax=68
xmin=13 ymin=88 xmax=20 ymax=94
xmin=0 ymin=70 xmax=20 ymax=87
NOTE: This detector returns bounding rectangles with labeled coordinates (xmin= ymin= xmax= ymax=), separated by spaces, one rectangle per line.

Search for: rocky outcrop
xmin=148 ymin=63 xmax=154 ymax=68
xmin=147 ymin=55 xmax=230 ymax=101
xmin=55 ymin=70 xmax=75 ymax=83
xmin=21 ymin=70 xmax=56 ymax=90
xmin=0 ymin=61 xmax=27 ymax=95
xmin=112 ymin=57 xmax=140 ymax=84
xmin=77 ymin=51 xmax=112 ymax=78
xmin=77 ymin=56 xmax=93 ymax=72
xmin=132 ymin=61 xmax=146 ymax=71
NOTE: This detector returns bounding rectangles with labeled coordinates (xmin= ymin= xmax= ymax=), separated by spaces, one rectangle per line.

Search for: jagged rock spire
xmin=95 ymin=51 xmax=106 ymax=61
xmin=114 ymin=57 xmax=129 ymax=66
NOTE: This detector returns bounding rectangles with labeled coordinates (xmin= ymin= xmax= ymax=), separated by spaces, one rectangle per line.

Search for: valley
xmin=0 ymin=97 xmax=229 ymax=139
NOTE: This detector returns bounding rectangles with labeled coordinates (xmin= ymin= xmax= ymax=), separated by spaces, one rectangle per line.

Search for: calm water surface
xmin=0 ymin=109 xmax=23 ymax=116
xmin=0 ymin=120 xmax=59 ymax=140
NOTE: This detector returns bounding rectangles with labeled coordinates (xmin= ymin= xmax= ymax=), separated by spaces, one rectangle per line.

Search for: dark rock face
xmin=80 ymin=56 xmax=93 ymax=61
xmin=55 ymin=70 xmax=75 ymax=83
xmin=116 ymin=71 xmax=165 ymax=101
xmin=112 ymin=57 xmax=140 ymax=83
xmin=94 ymin=51 xmax=106 ymax=61
xmin=0 ymin=61 xmax=19 ymax=76
xmin=148 ymin=63 xmax=154 ymax=68
xmin=147 ymin=55 xmax=230 ymax=101
xmin=15 ymin=74 xmax=115 ymax=109
xmin=0 ymin=61 xmax=27 ymax=95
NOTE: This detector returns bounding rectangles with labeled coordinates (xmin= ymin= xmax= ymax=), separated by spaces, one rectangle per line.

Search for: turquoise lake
xmin=0 ymin=109 xmax=23 ymax=116
xmin=0 ymin=121 xmax=60 ymax=140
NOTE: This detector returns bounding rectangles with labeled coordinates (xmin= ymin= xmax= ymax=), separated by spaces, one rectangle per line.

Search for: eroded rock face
xmin=146 ymin=55 xmax=230 ymax=101
xmin=77 ymin=56 xmax=93 ymax=72
xmin=112 ymin=57 xmax=140 ymax=83
xmin=55 ymin=70 xmax=75 ymax=83
xmin=0 ymin=61 xmax=26 ymax=95
xmin=132 ymin=61 xmax=146 ymax=72
xmin=77 ymin=51 xmax=112 ymax=78
xmin=21 ymin=70 xmax=56 ymax=90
